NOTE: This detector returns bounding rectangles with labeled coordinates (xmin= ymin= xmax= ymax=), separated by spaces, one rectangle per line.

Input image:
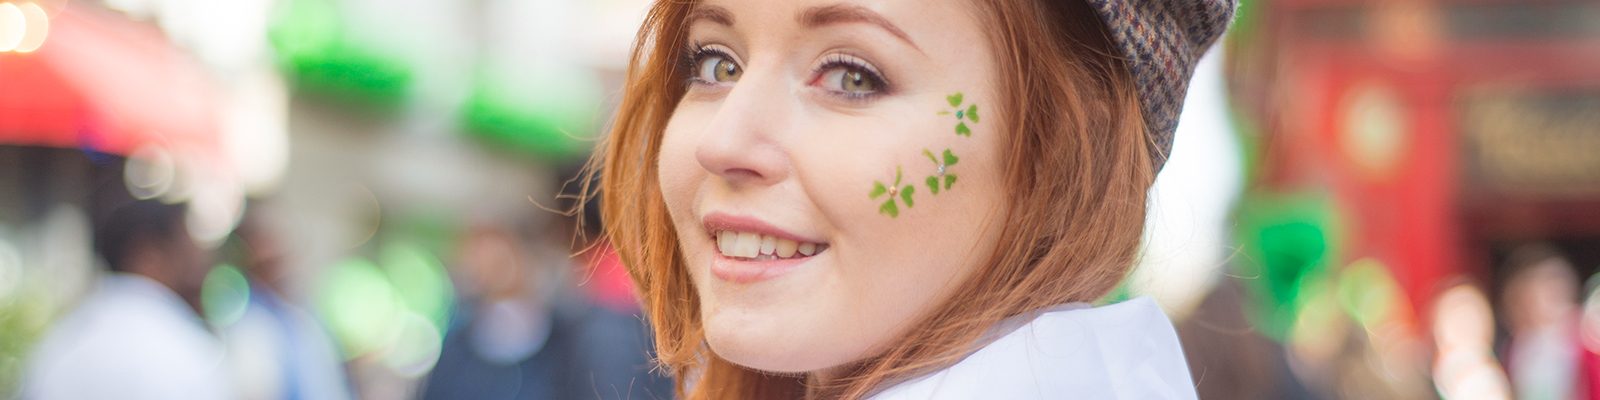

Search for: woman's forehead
xmin=685 ymin=0 xmax=980 ymax=48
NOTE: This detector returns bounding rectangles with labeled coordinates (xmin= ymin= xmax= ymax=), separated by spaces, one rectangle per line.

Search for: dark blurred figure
xmin=1499 ymin=245 xmax=1585 ymax=400
xmin=420 ymin=220 xmax=670 ymax=400
xmin=1178 ymin=279 xmax=1317 ymax=399
xmin=223 ymin=202 xmax=353 ymax=400
xmin=22 ymin=199 xmax=236 ymax=399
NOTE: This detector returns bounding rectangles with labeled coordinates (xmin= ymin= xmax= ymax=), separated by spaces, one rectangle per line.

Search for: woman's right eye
xmin=693 ymin=50 xmax=742 ymax=85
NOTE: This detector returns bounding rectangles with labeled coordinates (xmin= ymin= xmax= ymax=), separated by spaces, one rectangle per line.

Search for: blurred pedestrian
xmin=22 ymin=199 xmax=236 ymax=399
xmin=1500 ymin=245 xmax=1583 ymax=400
xmin=1431 ymin=282 xmax=1512 ymax=400
xmin=223 ymin=202 xmax=354 ymax=400
xmin=420 ymin=221 xmax=668 ymax=399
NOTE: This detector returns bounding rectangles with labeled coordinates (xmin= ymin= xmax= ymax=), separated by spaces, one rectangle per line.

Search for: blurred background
xmin=0 ymin=0 xmax=1597 ymax=399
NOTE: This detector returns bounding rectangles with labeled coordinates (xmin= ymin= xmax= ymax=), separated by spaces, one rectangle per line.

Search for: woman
xmin=591 ymin=0 xmax=1234 ymax=398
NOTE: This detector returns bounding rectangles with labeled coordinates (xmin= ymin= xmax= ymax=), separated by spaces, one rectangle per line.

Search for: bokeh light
xmin=313 ymin=241 xmax=454 ymax=380
xmin=13 ymin=2 xmax=46 ymax=53
xmin=317 ymin=257 xmax=401 ymax=360
xmin=1336 ymin=258 xmax=1402 ymax=330
xmin=379 ymin=241 xmax=452 ymax=336
xmin=201 ymin=264 xmax=251 ymax=327
xmin=124 ymin=145 xmax=177 ymax=200
xmin=381 ymin=311 xmax=443 ymax=378
xmin=0 ymin=3 xmax=24 ymax=52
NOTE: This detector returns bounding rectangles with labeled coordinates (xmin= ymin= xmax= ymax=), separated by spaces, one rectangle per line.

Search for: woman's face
xmin=657 ymin=0 xmax=1005 ymax=372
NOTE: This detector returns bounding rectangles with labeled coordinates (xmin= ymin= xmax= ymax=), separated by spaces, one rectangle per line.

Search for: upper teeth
xmin=714 ymin=231 xmax=823 ymax=259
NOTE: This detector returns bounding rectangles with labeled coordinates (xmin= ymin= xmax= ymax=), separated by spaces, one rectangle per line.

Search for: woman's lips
xmin=702 ymin=212 xmax=828 ymax=283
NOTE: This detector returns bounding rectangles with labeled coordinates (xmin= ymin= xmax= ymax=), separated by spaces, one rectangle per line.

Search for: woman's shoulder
xmin=871 ymin=297 xmax=1197 ymax=399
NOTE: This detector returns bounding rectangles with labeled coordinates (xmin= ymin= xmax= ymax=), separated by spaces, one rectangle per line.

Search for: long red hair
xmin=589 ymin=0 xmax=1154 ymax=398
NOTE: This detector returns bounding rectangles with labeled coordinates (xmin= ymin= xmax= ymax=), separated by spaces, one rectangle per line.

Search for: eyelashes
xmin=680 ymin=42 xmax=893 ymax=103
xmin=683 ymin=42 xmax=741 ymax=87
xmin=811 ymin=53 xmax=891 ymax=102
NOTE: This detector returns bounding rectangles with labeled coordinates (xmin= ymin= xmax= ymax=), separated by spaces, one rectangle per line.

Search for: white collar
xmin=870 ymin=297 xmax=1197 ymax=399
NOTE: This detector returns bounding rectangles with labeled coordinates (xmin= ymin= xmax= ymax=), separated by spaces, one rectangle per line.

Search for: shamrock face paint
xmin=869 ymin=166 xmax=916 ymax=217
xmin=941 ymin=92 xmax=980 ymax=136
xmin=924 ymin=148 xmax=959 ymax=195
xmin=870 ymin=92 xmax=977 ymax=218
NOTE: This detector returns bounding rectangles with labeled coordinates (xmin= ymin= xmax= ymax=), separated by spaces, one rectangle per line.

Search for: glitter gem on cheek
xmin=866 ymin=92 xmax=978 ymax=217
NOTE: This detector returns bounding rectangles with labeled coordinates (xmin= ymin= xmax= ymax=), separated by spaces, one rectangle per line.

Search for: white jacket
xmin=871 ymin=297 xmax=1197 ymax=399
xmin=24 ymin=273 xmax=237 ymax=400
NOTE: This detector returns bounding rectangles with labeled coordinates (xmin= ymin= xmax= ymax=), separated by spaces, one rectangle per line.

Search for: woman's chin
xmin=703 ymin=317 xmax=860 ymax=374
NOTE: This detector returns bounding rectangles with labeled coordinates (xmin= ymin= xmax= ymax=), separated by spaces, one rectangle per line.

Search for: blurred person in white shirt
xmin=22 ymin=199 xmax=235 ymax=400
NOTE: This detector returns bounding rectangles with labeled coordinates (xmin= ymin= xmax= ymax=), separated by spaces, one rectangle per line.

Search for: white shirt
xmin=871 ymin=297 xmax=1197 ymax=399
xmin=23 ymin=273 xmax=236 ymax=400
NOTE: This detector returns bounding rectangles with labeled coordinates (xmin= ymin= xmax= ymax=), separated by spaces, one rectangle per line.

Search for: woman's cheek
xmin=657 ymin=118 xmax=709 ymax=230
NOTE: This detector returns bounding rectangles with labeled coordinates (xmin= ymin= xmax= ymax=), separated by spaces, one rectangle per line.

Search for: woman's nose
xmin=694 ymin=68 xmax=793 ymax=187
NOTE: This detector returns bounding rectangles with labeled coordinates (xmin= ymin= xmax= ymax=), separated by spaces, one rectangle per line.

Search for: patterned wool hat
xmin=1084 ymin=0 xmax=1236 ymax=172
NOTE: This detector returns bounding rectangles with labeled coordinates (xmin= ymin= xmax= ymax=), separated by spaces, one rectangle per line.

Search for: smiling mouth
xmin=712 ymin=230 xmax=829 ymax=260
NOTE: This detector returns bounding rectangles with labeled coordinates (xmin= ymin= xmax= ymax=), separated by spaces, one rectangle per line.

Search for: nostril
xmin=719 ymin=168 xmax=765 ymax=182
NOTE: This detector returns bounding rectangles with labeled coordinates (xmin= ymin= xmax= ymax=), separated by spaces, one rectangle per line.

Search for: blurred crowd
xmin=1179 ymin=245 xmax=1600 ymax=400
xmin=3 ymin=147 xmax=669 ymax=399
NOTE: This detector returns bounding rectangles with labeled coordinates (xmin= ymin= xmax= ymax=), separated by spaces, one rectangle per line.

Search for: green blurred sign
xmin=269 ymin=0 xmax=412 ymax=107
xmin=1233 ymin=190 xmax=1344 ymax=340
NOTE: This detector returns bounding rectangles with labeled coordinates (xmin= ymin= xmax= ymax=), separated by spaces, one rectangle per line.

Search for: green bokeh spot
xmin=381 ymin=242 xmax=454 ymax=336
xmin=201 ymin=264 xmax=252 ymax=328
xmin=316 ymin=257 xmax=401 ymax=359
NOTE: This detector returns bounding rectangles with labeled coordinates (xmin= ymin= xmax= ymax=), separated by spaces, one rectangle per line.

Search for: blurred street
xmin=1 ymin=0 xmax=1598 ymax=399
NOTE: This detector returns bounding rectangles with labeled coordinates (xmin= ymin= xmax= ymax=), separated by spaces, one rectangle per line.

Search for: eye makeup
xmin=678 ymin=38 xmax=896 ymax=105
xmin=808 ymin=52 xmax=893 ymax=103
xmin=682 ymin=41 xmax=742 ymax=89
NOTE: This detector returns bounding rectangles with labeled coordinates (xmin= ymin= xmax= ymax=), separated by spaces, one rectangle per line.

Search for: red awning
xmin=0 ymin=3 xmax=221 ymax=157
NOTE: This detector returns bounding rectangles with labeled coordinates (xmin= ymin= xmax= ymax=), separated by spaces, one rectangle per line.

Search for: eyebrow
xmin=684 ymin=4 xmax=925 ymax=54
xmin=798 ymin=4 xmax=922 ymax=53
xmin=686 ymin=5 xmax=734 ymax=27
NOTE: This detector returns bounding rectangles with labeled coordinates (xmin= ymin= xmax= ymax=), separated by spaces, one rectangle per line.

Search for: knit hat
xmin=1084 ymin=0 xmax=1236 ymax=172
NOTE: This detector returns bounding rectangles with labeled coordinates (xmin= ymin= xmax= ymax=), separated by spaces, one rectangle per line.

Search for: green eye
xmin=814 ymin=54 xmax=887 ymax=99
xmin=698 ymin=55 xmax=741 ymax=83
xmin=840 ymin=70 xmax=877 ymax=93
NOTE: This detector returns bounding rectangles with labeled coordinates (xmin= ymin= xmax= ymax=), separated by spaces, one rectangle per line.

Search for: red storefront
xmin=1230 ymin=0 xmax=1600 ymax=321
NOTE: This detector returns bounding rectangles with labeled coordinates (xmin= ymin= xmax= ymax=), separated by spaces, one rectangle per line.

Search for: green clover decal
xmin=924 ymin=149 xmax=959 ymax=195
xmin=869 ymin=166 xmax=916 ymax=218
xmin=939 ymin=92 xmax=979 ymax=136
xmin=868 ymin=92 xmax=980 ymax=218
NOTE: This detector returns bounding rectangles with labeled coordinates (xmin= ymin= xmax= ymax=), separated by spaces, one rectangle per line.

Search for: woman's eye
xmin=696 ymin=54 xmax=741 ymax=83
xmin=817 ymin=65 xmax=884 ymax=96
